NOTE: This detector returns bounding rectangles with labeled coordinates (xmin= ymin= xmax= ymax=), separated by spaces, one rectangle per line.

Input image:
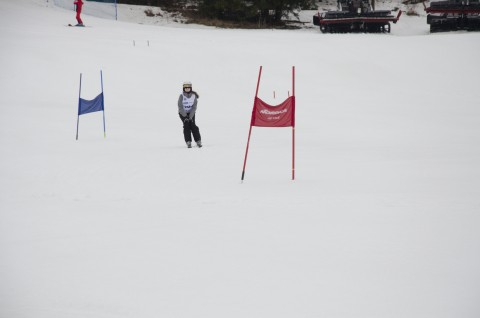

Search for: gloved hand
xmin=184 ymin=117 xmax=190 ymax=123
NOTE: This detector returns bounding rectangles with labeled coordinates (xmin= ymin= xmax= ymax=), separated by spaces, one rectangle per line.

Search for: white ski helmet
xmin=183 ymin=81 xmax=192 ymax=89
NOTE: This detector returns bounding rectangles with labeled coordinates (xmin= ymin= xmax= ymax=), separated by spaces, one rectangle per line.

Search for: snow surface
xmin=1 ymin=1 xmax=480 ymax=318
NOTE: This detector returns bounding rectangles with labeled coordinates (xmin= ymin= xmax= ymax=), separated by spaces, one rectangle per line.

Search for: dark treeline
xmin=117 ymin=0 xmax=183 ymax=6
xmin=117 ymin=0 xmax=317 ymax=26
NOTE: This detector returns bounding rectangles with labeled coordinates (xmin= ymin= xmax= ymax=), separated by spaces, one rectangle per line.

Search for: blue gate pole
xmin=76 ymin=73 xmax=82 ymax=140
xmin=101 ymin=70 xmax=106 ymax=138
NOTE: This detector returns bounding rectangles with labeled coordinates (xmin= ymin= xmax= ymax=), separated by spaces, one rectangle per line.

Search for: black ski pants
xmin=179 ymin=114 xmax=201 ymax=143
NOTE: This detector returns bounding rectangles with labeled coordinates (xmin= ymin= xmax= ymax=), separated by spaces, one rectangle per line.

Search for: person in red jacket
xmin=74 ymin=0 xmax=84 ymax=26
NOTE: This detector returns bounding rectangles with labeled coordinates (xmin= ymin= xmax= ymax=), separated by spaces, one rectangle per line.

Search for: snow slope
xmin=1 ymin=1 xmax=480 ymax=318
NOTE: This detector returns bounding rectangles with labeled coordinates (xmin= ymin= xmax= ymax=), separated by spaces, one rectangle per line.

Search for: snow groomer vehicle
xmin=313 ymin=0 xmax=402 ymax=33
xmin=425 ymin=0 xmax=480 ymax=32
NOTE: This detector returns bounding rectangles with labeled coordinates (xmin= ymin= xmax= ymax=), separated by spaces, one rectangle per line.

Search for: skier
xmin=178 ymin=81 xmax=202 ymax=148
xmin=74 ymin=0 xmax=84 ymax=26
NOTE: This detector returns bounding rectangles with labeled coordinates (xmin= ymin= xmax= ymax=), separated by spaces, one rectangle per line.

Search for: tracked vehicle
xmin=425 ymin=0 xmax=480 ymax=32
xmin=313 ymin=0 xmax=402 ymax=33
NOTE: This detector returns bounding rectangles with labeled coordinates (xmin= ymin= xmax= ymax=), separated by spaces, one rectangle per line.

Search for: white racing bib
xmin=182 ymin=94 xmax=195 ymax=113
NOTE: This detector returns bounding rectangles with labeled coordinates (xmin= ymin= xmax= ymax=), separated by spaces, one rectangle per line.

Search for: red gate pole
xmin=241 ymin=66 xmax=263 ymax=182
xmin=241 ymin=125 xmax=253 ymax=182
xmin=292 ymin=66 xmax=295 ymax=181
xmin=255 ymin=66 xmax=262 ymax=97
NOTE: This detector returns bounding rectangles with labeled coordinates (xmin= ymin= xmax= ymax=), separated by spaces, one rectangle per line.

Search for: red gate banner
xmin=251 ymin=96 xmax=295 ymax=127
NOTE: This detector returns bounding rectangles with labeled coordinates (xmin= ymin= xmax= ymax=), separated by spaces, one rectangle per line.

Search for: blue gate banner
xmin=79 ymin=92 xmax=104 ymax=115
